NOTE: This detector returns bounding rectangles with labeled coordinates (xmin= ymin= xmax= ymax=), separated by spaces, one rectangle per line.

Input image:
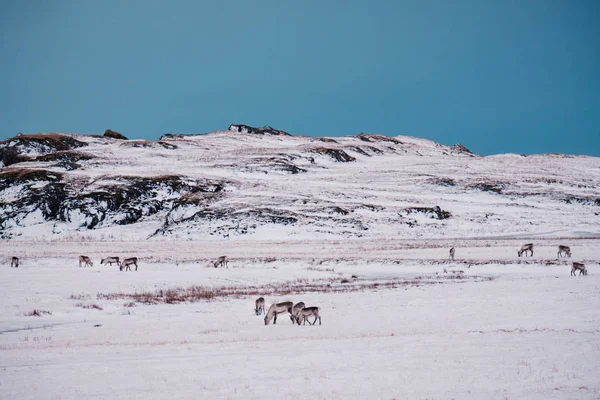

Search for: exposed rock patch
xmin=104 ymin=129 xmax=128 ymax=140
xmin=311 ymin=147 xmax=356 ymax=162
xmin=229 ymin=124 xmax=290 ymax=136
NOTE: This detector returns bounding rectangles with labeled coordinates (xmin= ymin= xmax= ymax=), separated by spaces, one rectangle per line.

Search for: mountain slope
xmin=1 ymin=126 xmax=599 ymax=240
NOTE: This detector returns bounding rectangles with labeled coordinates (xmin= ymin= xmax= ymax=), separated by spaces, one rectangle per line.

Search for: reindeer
xmin=449 ymin=247 xmax=455 ymax=261
xmin=571 ymin=262 xmax=587 ymax=276
xmin=517 ymin=243 xmax=534 ymax=257
xmin=79 ymin=255 xmax=93 ymax=268
xmin=558 ymin=245 xmax=571 ymax=258
xmin=264 ymin=301 xmax=294 ymax=325
xmin=296 ymin=307 xmax=322 ymax=326
xmin=10 ymin=257 xmax=19 ymax=268
xmin=101 ymin=257 xmax=120 ymax=266
xmin=120 ymin=257 xmax=138 ymax=271
xmin=291 ymin=301 xmax=306 ymax=323
xmin=213 ymin=255 xmax=228 ymax=268
xmin=255 ymin=297 xmax=266 ymax=315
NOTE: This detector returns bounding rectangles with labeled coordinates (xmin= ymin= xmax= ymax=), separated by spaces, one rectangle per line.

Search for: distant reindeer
xmin=213 ymin=255 xmax=228 ymax=268
xmin=78 ymin=255 xmax=93 ymax=268
xmin=10 ymin=257 xmax=19 ymax=268
xmin=291 ymin=301 xmax=306 ymax=323
xmin=558 ymin=245 xmax=571 ymax=258
xmin=296 ymin=307 xmax=322 ymax=326
xmin=571 ymin=262 xmax=587 ymax=276
xmin=101 ymin=257 xmax=120 ymax=266
xmin=255 ymin=297 xmax=266 ymax=315
xmin=449 ymin=247 xmax=455 ymax=261
xmin=120 ymin=257 xmax=138 ymax=271
xmin=264 ymin=301 xmax=294 ymax=325
xmin=517 ymin=243 xmax=534 ymax=257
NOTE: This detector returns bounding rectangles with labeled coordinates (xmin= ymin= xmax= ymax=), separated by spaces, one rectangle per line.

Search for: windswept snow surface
xmin=1 ymin=240 xmax=600 ymax=399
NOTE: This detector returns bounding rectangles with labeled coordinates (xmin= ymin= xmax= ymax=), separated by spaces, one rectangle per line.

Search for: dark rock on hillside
xmin=154 ymin=206 xmax=299 ymax=238
xmin=357 ymin=133 xmax=402 ymax=145
xmin=452 ymin=143 xmax=473 ymax=155
xmin=31 ymin=151 xmax=95 ymax=170
xmin=104 ymin=129 xmax=128 ymax=140
xmin=470 ymin=181 xmax=504 ymax=194
xmin=0 ymin=170 xmax=229 ymax=238
xmin=229 ymin=124 xmax=290 ymax=136
xmin=120 ymin=140 xmax=178 ymax=150
xmin=0 ymin=134 xmax=88 ymax=167
xmin=0 ymin=170 xmax=66 ymax=238
xmin=428 ymin=177 xmax=456 ymax=187
xmin=311 ymin=147 xmax=356 ymax=162
xmin=402 ymin=206 xmax=452 ymax=220
xmin=0 ymin=147 xmax=29 ymax=167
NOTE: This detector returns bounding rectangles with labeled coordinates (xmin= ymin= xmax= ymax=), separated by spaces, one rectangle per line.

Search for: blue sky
xmin=1 ymin=0 xmax=599 ymax=155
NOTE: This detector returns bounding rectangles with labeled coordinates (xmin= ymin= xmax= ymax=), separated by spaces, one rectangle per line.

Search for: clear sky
xmin=1 ymin=0 xmax=599 ymax=156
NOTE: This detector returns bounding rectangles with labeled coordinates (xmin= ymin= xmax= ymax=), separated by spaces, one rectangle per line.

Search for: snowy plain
xmin=1 ymin=240 xmax=600 ymax=400
xmin=1 ymin=130 xmax=600 ymax=399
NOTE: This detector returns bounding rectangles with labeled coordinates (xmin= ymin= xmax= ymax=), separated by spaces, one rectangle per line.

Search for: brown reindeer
xmin=264 ymin=302 xmax=294 ymax=325
xmin=558 ymin=245 xmax=571 ymax=258
xmin=571 ymin=262 xmax=587 ymax=276
xmin=79 ymin=255 xmax=93 ymax=268
xmin=291 ymin=301 xmax=306 ymax=323
xmin=517 ymin=243 xmax=534 ymax=257
xmin=120 ymin=257 xmax=138 ymax=271
xmin=296 ymin=307 xmax=322 ymax=326
xmin=101 ymin=257 xmax=120 ymax=266
xmin=213 ymin=255 xmax=228 ymax=268
xmin=10 ymin=257 xmax=19 ymax=268
xmin=255 ymin=297 xmax=266 ymax=315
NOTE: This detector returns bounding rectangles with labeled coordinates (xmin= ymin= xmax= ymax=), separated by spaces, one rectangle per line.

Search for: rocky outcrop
xmin=452 ymin=143 xmax=473 ymax=155
xmin=104 ymin=129 xmax=128 ymax=140
xmin=0 ymin=134 xmax=88 ymax=167
xmin=229 ymin=124 xmax=290 ymax=136
xmin=0 ymin=171 xmax=229 ymax=239
xmin=310 ymin=147 xmax=356 ymax=162
xmin=357 ymin=133 xmax=402 ymax=145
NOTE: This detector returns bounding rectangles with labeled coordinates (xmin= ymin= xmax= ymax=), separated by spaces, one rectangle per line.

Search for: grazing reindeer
xmin=213 ymin=255 xmax=228 ymax=268
xmin=571 ymin=262 xmax=587 ymax=276
xmin=10 ymin=257 xmax=19 ymax=268
xmin=449 ymin=247 xmax=455 ymax=261
xmin=296 ymin=307 xmax=322 ymax=326
xmin=558 ymin=245 xmax=571 ymax=258
xmin=255 ymin=297 xmax=266 ymax=315
xmin=517 ymin=243 xmax=534 ymax=257
xmin=120 ymin=257 xmax=138 ymax=271
xmin=79 ymin=255 xmax=93 ymax=268
xmin=101 ymin=257 xmax=120 ymax=266
xmin=264 ymin=301 xmax=294 ymax=325
xmin=291 ymin=301 xmax=306 ymax=323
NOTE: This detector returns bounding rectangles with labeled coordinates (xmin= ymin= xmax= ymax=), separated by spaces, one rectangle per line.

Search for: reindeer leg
xmin=273 ymin=313 xmax=277 ymax=325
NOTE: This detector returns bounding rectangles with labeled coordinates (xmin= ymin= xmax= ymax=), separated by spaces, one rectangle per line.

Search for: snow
xmin=2 ymin=130 xmax=600 ymax=398
xmin=3 ymin=130 xmax=599 ymax=240
xmin=1 ymin=240 xmax=600 ymax=399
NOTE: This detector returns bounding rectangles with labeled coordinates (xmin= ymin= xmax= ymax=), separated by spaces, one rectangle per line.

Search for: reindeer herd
xmin=447 ymin=243 xmax=588 ymax=276
xmin=254 ymin=298 xmax=322 ymax=326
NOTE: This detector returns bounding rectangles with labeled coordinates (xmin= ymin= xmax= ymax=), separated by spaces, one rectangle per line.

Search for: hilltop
xmin=1 ymin=125 xmax=598 ymax=240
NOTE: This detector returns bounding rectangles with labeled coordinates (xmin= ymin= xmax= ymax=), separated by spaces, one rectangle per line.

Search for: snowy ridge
xmin=1 ymin=127 xmax=599 ymax=240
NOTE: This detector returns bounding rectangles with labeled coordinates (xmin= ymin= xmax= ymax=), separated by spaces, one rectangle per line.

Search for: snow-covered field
xmin=2 ymin=129 xmax=600 ymax=398
xmin=2 ymin=239 xmax=600 ymax=399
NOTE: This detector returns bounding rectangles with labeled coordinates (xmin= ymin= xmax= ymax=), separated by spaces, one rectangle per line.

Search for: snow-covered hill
xmin=1 ymin=126 xmax=599 ymax=240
